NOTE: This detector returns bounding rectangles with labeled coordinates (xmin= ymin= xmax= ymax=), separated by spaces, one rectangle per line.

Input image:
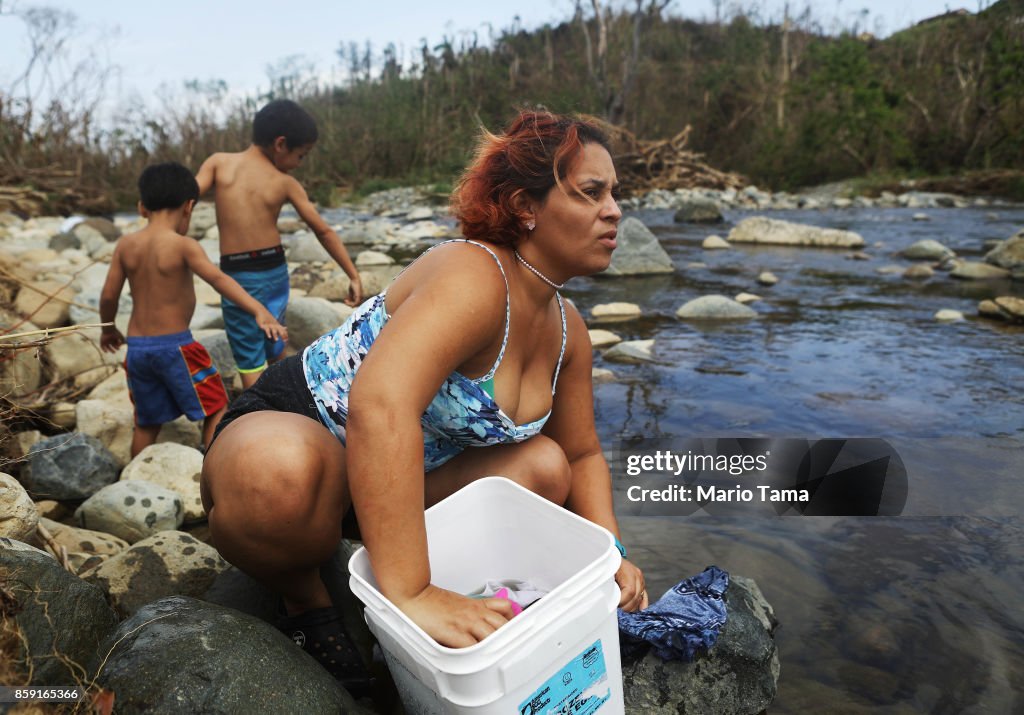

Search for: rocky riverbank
xmin=2 ymin=183 xmax=1023 ymax=712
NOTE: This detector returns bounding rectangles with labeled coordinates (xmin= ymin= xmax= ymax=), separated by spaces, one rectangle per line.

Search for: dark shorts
xmin=125 ymin=331 xmax=228 ymax=426
xmin=222 ymin=260 xmax=290 ymax=373
xmin=209 ymin=353 xmax=321 ymax=447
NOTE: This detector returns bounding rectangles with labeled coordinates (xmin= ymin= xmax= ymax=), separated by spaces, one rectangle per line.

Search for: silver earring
xmin=526 ymin=219 xmax=536 ymax=231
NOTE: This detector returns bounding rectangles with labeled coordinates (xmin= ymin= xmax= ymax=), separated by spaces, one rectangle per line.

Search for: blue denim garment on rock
xmin=617 ymin=565 xmax=729 ymax=661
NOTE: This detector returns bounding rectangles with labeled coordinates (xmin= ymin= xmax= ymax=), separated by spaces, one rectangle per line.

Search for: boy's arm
xmin=286 ymin=177 xmax=363 ymax=306
xmin=99 ymin=245 xmax=127 ymax=353
xmin=182 ymin=239 xmax=288 ymax=342
xmin=194 ymin=155 xmax=218 ymax=197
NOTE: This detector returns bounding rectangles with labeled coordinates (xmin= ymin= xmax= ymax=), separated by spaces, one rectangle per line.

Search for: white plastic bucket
xmin=348 ymin=476 xmax=625 ymax=714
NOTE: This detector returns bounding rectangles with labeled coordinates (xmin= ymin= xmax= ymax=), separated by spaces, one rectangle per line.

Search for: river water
xmin=569 ymin=206 xmax=1024 ymax=713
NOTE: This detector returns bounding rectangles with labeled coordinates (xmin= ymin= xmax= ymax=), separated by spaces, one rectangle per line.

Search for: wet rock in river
xmin=950 ymin=261 xmax=1011 ymax=280
xmin=621 ymin=575 xmax=778 ymax=715
xmin=673 ymin=199 xmax=723 ymax=224
xmin=604 ymin=217 xmax=675 ymax=276
xmin=934 ymin=310 xmax=965 ymax=322
xmin=591 ymin=302 xmax=642 ymax=322
xmin=702 ymin=235 xmax=731 ymax=250
xmin=984 ymin=231 xmax=1024 ymax=271
xmin=757 ymin=271 xmax=779 ymax=286
xmin=604 ymin=339 xmax=656 ymax=363
xmin=588 ymin=329 xmax=622 ymax=348
xmin=903 ymin=264 xmax=935 ymax=280
xmin=978 ymin=296 xmax=1024 ymax=323
xmin=728 ymin=217 xmax=864 ymax=248
xmin=676 ymin=295 xmax=758 ymax=320
xmin=902 ymin=239 xmax=955 ymax=261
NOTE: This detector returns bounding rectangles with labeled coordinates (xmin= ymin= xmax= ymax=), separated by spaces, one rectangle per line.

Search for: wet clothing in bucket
xmin=617 ymin=565 xmax=729 ymax=661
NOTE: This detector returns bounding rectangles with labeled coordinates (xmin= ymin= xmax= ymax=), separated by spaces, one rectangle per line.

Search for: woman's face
xmin=528 ymin=142 xmax=623 ymax=279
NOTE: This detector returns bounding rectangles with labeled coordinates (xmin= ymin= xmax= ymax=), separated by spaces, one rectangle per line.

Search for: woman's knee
xmin=518 ymin=436 xmax=572 ymax=504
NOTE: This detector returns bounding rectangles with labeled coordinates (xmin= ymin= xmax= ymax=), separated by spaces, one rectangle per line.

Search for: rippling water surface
xmin=568 ymin=206 xmax=1024 ymax=713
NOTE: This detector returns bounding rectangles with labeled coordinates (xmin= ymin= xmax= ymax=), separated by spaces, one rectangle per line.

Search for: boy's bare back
xmin=114 ymin=226 xmax=201 ymax=337
xmin=197 ymin=146 xmax=314 ymax=256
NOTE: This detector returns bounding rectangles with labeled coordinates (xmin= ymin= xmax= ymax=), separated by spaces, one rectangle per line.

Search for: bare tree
xmin=576 ymin=0 xmax=671 ymax=125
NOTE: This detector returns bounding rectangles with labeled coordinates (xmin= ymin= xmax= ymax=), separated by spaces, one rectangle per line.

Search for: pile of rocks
xmin=621 ymin=185 xmax=999 ymax=213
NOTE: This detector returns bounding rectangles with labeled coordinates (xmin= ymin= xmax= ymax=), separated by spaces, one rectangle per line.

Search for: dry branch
xmin=589 ymin=118 xmax=748 ymax=194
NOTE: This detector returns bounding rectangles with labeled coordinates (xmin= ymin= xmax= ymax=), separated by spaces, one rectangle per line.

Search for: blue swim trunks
xmin=125 ymin=330 xmax=228 ymax=426
xmin=221 ymin=255 xmax=289 ymax=374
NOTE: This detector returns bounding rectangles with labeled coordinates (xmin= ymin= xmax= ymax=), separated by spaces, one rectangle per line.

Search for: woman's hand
xmin=396 ymin=584 xmax=516 ymax=648
xmin=616 ymin=558 xmax=648 ymax=612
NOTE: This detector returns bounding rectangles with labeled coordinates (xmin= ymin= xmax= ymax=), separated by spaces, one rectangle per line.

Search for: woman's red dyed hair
xmin=450 ymin=110 xmax=612 ymax=246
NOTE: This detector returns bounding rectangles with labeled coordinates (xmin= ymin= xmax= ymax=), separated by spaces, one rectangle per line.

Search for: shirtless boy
xmin=195 ymin=99 xmax=362 ymax=388
xmin=100 ymin=162 xmax=287 ymax=456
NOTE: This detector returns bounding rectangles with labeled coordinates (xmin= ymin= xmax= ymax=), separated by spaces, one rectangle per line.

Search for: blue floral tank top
xmin=302 ymin=239 xmax=567 ymax=472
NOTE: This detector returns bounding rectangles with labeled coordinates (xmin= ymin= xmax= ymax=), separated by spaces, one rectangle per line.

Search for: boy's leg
xmin=201 ymin=406 xmax=227 ymax=451
xmin=131 ymin=424 xmax=162 ymax=458
xmin=223 ymin=264 xmax=290 ymax=390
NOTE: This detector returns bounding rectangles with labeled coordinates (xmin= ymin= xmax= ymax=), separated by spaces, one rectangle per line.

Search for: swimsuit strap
xmin=384 ymin=239 xmax=510 ymax=383
xmin=552 ymin=293 xmax=567 ymax=395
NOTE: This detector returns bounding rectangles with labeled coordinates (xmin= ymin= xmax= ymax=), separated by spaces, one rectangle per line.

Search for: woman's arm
xmin=344 ymin=245 xmax=515 ymax=645
xmin=541 ymin=303 xmax=648 ymax=611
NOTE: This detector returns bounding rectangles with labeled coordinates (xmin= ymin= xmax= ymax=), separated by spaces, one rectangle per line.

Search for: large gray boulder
xmin=674 ymin=199 xmax=724 ymax=223
xmin=0 ymin=540 xmax=118 ymax=685
xmin=604 ymin=217 xmax=675 ymax=276
xmin=81 ymin=531 xmax=229 ymax=617
xmin=121 ymin=443 xmax=206 ymax=523
xmin=284 ymin=230 xmax=332 ymax=263
xmin=949 ymin=261 xmax=1011 ymax=280
xmin=93 ymin=596 xmax=366 ymax=714
xmin=984 ymin=231 xmax=1024 ymax=271
xmin=286 ymin=296 xmax=344 ymax=349
xmin=622 ymin=575 xmax=778 ymax=714
xmin=22 ymin=432 xmax=120 ymax=500
xmin=728 ymin=217 xmax=864 ymax=248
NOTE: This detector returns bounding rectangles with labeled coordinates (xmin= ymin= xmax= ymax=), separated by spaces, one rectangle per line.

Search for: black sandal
xmin=277 ymin=606 xmax=376 ymax=695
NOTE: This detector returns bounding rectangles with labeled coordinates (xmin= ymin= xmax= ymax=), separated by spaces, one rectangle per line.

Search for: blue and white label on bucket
xmin=518 ymin=639 xmax=611 ymax=715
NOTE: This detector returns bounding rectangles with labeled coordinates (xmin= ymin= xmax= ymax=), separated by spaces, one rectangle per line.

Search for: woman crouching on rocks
xmin=200 ymin=110 xmax=648 ymax=683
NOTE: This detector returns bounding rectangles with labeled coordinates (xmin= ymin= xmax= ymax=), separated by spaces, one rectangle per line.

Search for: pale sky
xmin=0 ymin=0 xmax=978 ymax=111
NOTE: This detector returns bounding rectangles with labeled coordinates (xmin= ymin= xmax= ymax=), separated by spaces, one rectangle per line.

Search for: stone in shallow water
xmin=591 ymin=302 xmax=642 ymax=322
xmin=757 ymin=271 xmax=779 ymax=286
xmin=621 ymin=575 xmax=778 ymax=714
xmin=702 ymin=235 xmax=731 ymax=250
xmin=604 ymin=217 xmax=674 ymax=275
xmin=603 ymin=339 xmax=656 ymax=363
xmin=676 ymin=295 xmax=757 ymax=320
xmin=950 ymin=261 xmax=1010 ymax=280
xmin=588 ymin=329 xmax=622 ymax=348
xmin=902 ymin=239 xmax=955 ymax=261
xmin=728 ymin=217 xmax=864 ymax=248
xmin=934 ymin=310 xmax=965 ymax=322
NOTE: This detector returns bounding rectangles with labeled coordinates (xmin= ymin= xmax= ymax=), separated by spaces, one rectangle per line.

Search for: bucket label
xmin=518 ymin=639 xmax=611 ymax=715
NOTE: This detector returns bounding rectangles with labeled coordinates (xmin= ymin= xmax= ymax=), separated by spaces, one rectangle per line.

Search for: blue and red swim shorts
xmin=124 ymin=330 xmax=229 ymax=426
